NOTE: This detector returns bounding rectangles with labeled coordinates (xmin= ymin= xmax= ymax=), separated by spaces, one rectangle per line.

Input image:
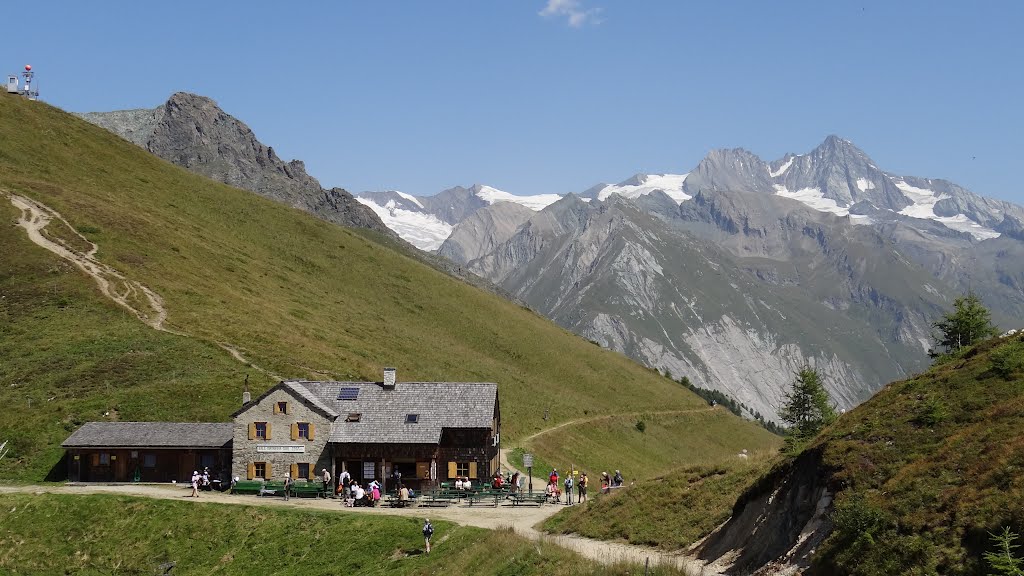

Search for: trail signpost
xmin=523 ymin=452 xmax=534 ymax=493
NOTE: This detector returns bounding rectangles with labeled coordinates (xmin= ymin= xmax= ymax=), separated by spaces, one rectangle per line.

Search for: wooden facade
xmin=65 ymin=447 xmax=231 ymax=483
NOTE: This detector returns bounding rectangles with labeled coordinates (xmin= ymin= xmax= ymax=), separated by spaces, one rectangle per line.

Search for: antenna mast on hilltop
xmin=6 ymin=65 xmax=39 ymax=100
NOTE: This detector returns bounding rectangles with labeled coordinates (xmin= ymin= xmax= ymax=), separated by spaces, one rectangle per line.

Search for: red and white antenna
xmin=21 ymin=64 xmax=39 ymax=100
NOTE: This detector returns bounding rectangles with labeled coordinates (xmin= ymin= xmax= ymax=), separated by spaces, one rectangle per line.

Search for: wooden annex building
xmin=61 ymin=422 xmax=233 ymax=483
xmin=232 ymin=368 xmax=500 ymax=493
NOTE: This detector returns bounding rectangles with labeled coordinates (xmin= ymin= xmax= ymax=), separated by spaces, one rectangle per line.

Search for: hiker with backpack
xmin=423 ymin=518 xmax=434 ymax=554
xmin=563 ymin=473 xmax=574 ymax=505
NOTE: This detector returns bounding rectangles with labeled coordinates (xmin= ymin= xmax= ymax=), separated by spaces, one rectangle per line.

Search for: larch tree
xmin=779 ymin=366 xmax=837 ymax=451
xmin=931 ymin=291 xmax=998 ymax=357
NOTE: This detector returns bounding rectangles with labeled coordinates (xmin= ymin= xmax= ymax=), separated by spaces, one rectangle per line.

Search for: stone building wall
xmin=232 ymin=387 xmax=332 ymax=481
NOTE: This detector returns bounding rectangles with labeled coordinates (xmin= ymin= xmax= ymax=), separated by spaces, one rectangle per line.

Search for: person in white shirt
xmin=454 ymin=477 xmax=464 ymax=490
xmin=463 ymin=477 xmax=472 ymax=490
xmin=353 ymin=483 xmax=366 ymax=506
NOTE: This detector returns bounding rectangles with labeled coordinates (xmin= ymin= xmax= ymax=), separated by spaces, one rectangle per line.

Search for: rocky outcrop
xmin=79 ymin=93 xmax=392 ymax=236
xmin=438 ymin=201 xmax=535 ymax=264
xmin=696 ymin=449 xmax=833 ymax=575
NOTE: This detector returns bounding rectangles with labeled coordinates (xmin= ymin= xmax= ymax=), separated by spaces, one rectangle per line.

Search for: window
xmin=255 ymin=422 xmax=268 ymax=439
xmin=345 ymin=413 xmax=361 ymax=422
xmin=405 ymin=414 xmax=419 ymax=424
xmin=99 ymin=452 xmax=110 ymax=465
xmin=143 ymin=454 xmax=156 ymax=468
xmin=297 ymin=462 xmax=310 ymax=479
xmin=297 ymin=422 xmax=310 ymax=439
xmin=254 ymin=461 xmax=267 ymax=479
xmin=456 ymin=462 xmax=470 ymax=477
xmin=275 ymin=401 xmax=289 ymax=415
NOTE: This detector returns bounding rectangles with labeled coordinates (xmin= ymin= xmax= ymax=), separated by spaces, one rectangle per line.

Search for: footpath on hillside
xmin=4 ymin=190 xmax=279 ymax=379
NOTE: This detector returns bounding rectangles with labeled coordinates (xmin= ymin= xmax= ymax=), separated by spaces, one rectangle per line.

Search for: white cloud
xmin=539 ymin=0 xmax=603 ymax=27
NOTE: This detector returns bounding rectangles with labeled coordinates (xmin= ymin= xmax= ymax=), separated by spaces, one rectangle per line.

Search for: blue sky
xmin=7 ymin=1 xmax=1023 ymax=203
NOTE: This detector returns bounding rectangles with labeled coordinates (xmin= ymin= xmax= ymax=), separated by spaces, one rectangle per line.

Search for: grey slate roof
xmin=61 ymin=422 xmax=234 ymax=449
xmin=282 ymin=380 xmax=497 ymax=444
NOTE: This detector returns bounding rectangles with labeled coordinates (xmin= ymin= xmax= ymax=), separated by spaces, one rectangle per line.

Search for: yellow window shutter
xmin=248 ymin=423 xmax=256 ymax=440
xmin=266 ymin=423 xmax=272 ymax=440
xmin=266 ymin=462 xmax=272 ymax=478
xmin=91 ymin=453 xmax=99 ymax=466
xmin=308 ymin=423 xmax=315 ymax=441
xmin=307 ymin=465 xmax=315 ymax=481
xmin=247 ymin=462 xmax=255 ymax=480
xmin=291 ymin=463 xmax=298 ymax=479
xmin=469 ymin=462 xmax=478 ymax=479
xmin=291 ymin=424 xmax=298 ymax=441
xmin=447 ymin=462 xmax=457 ymax=479
xmin=273 ymin=402 xmax=280 ymax=415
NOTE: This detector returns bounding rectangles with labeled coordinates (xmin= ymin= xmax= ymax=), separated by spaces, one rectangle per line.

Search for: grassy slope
xmin=543 ymin=455 xmax=777 ymax=550
xmin=0 ymin=93 xmax=776 ymax=480
xmin=0 ymin=199 xmax=260 ymax=481
xmin=516 ymin=407 xmax=781 ymax=482
xmin=806 ymin=334 xmax=1024 ymax=576
xmin=0 ymin=493 xmax=688 ymax=575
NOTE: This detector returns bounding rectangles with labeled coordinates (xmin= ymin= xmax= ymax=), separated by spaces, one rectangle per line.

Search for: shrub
xmin=991 ymin=342 xmax=1024 ymax=378
xmin=832 ymin=492 xmax=890 ymax=544
xmin=635 ymin=420 xmax=646 ymax=433
xmin=914 ymin=398 xmax=948 ymax=427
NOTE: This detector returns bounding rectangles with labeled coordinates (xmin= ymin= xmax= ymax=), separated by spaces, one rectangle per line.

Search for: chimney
xmin=242 ymin=374 xmax=251 ymax=405
xmin=383 ymin=367 xmax=396 ymax=390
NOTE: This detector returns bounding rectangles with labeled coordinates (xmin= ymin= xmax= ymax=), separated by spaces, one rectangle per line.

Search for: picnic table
xmin=231 ymin=480 xmax=263 ymax=495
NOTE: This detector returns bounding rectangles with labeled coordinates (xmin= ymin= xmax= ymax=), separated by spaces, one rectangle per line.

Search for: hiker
xmin=510 ymin=471 xmax=520 ymax=494
xmin=190 ymin=471 xmax=200 ymax=498
xmin=549 ymin=468 xmax=559 ymax=486
xmin=352 ymin=482 xmax=366 ymax=506
xmin=283 ymin=473 xmax=292 ymax=501
xmin=321 ymin=468 xmax=331 ymax=497
xmin=454 ymin=477 xmax=464 ymax=490
xmin=423 ymin=518 xmax=434 ymax=554
xmin=341 ymin=479 xmax=352 ymax=505
xmin=613 ymin=470 xmax=624 ymax=487
xmin=369 ymin=479 xmax=381 ymax=506
xmin=339 ymin=468 xmax=351 ymax=490
xmin=578 ymin=472 xmax=588 ymax=503
xmin=600 ymin=471 xmax=610 ymax=493
xmin=462 ymin=476 xmax=472 ymax=490
xmin=564 ymin=474 xmax=574 ymax=505
xmin=399 ymin=484 xmax=410 ymax=506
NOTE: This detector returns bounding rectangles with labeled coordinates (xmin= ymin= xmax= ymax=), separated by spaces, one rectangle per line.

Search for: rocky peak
xmin=79 ymin=92 xmax=392 ymax=236
xmin=683 ymin=147 xmax=774 ymax=196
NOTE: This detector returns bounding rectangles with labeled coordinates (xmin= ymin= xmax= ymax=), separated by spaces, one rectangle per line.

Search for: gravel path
xmin=0 ymin=484 xmax=714 ymax=573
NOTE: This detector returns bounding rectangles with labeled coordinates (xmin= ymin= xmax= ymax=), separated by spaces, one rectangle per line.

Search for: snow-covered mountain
xmin=372 ymin=136 xmax=1024 ymax=422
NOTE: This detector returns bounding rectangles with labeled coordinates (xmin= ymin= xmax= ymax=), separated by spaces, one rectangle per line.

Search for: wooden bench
xmin=290 ymin=482 xmax=322 ymax=498
xmin=466 ymin=492 xmax=503 ymax=507
xmin=231 ymin=480 xmax=263 ymax=495
xmin=260 ymin=481 xmax=286 ymax=496
xmin=511 ymin=492 xmax=548 ymax=506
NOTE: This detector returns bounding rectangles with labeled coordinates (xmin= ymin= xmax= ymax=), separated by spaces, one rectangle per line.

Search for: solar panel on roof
xmin=338 ymin=387 xmax=359 ymax=400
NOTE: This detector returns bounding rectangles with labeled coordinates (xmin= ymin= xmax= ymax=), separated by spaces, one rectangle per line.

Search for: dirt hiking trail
xmin=5 ymin=191 xmax=279 ymax=379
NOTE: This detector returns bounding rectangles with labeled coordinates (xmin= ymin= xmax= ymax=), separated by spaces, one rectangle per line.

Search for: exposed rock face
xmin=438 ymin=202 xmax=535 ymax=264
xmin=458 ymin=193 xmax=944 ymax=421
xmin=79 ymin=93 xmax=392 ymax=235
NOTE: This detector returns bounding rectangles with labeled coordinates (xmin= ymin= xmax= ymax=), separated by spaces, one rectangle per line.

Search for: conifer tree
xmin=931 ymin=292 xmax=997 ymax=356
xmin=779 ymin=366 xmax=836 ymax=449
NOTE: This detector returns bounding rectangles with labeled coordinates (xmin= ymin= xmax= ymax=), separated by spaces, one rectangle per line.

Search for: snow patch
xmin=595 ymin=173 xmax=690 ymax=204
xmin=892 ymin=179 xmax=1000 ymax=240
xmin=768 ymin=157 xmax=795 ymax=178
xmin=395 ymin=191 xmax=424 ymax=209
xmin=355 ymin=198 xmax=453 ymax=251
xmin=773 ymin=185 xmax=850 ymax=217
xmin=474 ymin=185 xmax=562 ymax=211
xmin=855 ymin=178 xmax=875 ymax=191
